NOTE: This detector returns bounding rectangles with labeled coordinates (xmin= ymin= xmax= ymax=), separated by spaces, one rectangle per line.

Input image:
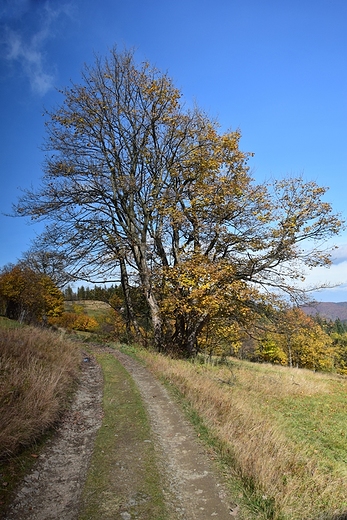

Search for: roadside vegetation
xmin=137 ymin=347 xmax=347 ymax=519
xmin=0 ymin=321 xmax=81 ymax=512
xmin=0 ymin=325 xmax=80 ymax=459
xmin=1 ymin=302 xmax=347 ymax=518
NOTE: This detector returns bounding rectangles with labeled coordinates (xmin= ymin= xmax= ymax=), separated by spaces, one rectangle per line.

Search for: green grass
xmin=136 ymin=348 xmax=347 ymax=519
xmin=269 ymin=393 xmax=347 ymax=475
xmin=0 ymin=316 xmax=24 ymax=329
xmin=78 ymin=352 xmax=168 ymax=520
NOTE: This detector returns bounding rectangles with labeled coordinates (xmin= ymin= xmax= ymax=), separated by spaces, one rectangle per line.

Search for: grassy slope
xmin=64 ymin=300 xmax=110 ymax=321
xmin=0 ymin=326 xmax=80 ymax=458
xmin=136 ymin=348 xmax=347 ymax=520
xmin=0 ymin=321 xmax=81 ymax=514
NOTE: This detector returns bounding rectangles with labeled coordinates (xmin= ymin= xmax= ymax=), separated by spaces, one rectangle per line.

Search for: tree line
xmin=64 ymin=284 xmax=120 ymax=302
xmin=2 ymin=263 xmax=347 ymax=372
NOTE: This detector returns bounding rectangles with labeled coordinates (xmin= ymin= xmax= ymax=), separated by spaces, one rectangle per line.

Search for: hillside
xmin=301 ymin=301 xmax=347 ymax=322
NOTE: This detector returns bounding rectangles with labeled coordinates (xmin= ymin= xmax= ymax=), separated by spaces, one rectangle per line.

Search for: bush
xmin=50 ymin=312 xmax=98 ymax=332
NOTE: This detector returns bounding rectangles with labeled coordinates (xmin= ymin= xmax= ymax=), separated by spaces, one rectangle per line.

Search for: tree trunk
xmin=185 ymin=314 xmax=208 ymax=357
xmin=119 ymin=256 xmax=141 ymax=342
xmin=132 ymin=242 xmax=164 ymax=351
xmin=287 ymin=337 xmax=293 ymax=368
xmin=172 ymin=313 xmax=208 ymax=357
xmin=147 ymin=290 xmax=164 ymax=351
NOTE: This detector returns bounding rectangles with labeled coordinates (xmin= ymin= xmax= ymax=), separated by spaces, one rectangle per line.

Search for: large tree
xmin=16 ymin=48 xmax=343 ymax=354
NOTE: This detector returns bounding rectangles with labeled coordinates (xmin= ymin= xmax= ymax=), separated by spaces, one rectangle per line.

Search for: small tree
xmin=256 ymin=308 xmax=335 ymax=370
xmin=0 ymin=265 xmax=64 ymax=324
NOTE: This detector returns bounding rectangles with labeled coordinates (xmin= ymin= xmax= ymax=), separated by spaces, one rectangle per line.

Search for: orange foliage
xmin=50 ymin=312 xmax=98 ymax=332
xmin=0 ymin=265 xmax=63 ymax=324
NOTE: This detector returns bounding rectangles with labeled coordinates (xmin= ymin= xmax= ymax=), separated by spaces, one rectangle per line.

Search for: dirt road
xmin=4 ymin=347 xmax=239 ymax=519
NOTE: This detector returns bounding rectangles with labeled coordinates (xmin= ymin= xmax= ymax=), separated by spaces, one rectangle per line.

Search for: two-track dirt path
xmin=112 ymin=349 xmax=239 ymax=519
xmin=4 ymin=347 xmax=239 ymax=519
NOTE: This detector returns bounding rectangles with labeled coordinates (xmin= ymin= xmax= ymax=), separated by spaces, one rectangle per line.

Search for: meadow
xmin=1 ymin=307 xmax=347 ymax=519
xmin=136 ymin=348 xmax=347 ymax=519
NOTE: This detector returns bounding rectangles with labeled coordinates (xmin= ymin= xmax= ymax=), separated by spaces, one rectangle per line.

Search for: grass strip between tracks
xmin=78 ymin=352 xmax=167 ymax=520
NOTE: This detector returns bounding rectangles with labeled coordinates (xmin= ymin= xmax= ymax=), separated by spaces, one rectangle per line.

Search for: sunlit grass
xmin=0 ymin=324 xmax=81 ymax=513
xmin=137 ymin=349 xmax=347 ymax=519
xmin=0 ymin=326 xmax=81 ymax=459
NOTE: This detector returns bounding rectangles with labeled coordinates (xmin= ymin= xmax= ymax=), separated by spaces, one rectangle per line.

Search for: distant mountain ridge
xmin=301 ymin=302 xmax=347 ymax=322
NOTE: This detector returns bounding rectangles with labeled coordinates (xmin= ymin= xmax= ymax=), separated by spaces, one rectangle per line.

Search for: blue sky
xmin=0 ymin=0 xmax=346 ymax=301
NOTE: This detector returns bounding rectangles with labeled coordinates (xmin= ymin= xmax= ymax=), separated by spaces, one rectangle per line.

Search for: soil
xmin=4 ymin=346 xmax=240 ymax=519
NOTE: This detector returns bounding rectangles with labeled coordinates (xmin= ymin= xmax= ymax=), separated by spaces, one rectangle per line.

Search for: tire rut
xmin=4 ymin=346 xmax=239 ymax=519
xmin=112 ymin=349 xmax=238 ymax=519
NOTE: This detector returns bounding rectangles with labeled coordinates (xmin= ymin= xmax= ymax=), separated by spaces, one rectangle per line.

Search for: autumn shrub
xmin=0 ymin=326 xmax=80 ymax=459
xmin=50 ymin=312 xmax=98 ymax=332
xmin=0 ymin=265 xmax=64 ymax=324
xmin=138 ymin=349 xmax=347 ymax=519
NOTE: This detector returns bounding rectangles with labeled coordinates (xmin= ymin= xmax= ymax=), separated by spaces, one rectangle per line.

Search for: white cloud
xmin=2 ymin=1 xmax=73 ymax=96
xmin=5 ymin=28 xmax=55 ymax=95
xmin=305 ymin=261 xmax=347 ymax=287
xmin=286 ymin=239 xmax=347 ymax=302
xmin=330 ymin=243 xmax=347 ymax=265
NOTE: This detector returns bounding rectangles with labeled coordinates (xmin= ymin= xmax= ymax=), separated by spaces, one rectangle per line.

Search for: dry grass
xmin=138 ymin=351 xmax=347 ymax=519
xmin=64 ymin=300 xmax=110 ymax=319
xmin=0 ymin=326 xmax=81 ymax=459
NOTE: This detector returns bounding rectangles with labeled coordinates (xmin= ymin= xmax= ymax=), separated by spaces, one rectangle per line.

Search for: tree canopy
xmin=255 ymin=307 xmax=335 ymax=370
xmin=0 ymin=265 xmax=64 ymax=324
xmin=16 ymin=47 xmax=343 ymax=355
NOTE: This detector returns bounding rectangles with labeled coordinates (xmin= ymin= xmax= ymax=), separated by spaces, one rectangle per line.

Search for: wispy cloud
xmin=303 ymin=252 xmax=347 ymax=297
xmin=5 ymin=27 xmax=55 ymax=95
xmin=2 ymin=1 xmax=73 ymax=96
xmin=330 ymin=243 xmax=347 ymax=265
